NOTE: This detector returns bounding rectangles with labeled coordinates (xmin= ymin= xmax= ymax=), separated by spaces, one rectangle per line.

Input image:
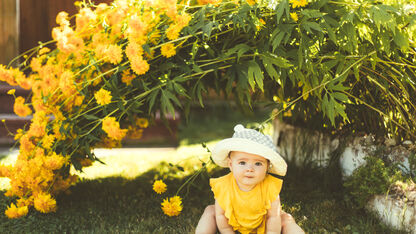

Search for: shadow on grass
xmin=0 ymin=161 xmax=409 ymax=233
xmin=0 ymin=161 xmax=219 ymax=233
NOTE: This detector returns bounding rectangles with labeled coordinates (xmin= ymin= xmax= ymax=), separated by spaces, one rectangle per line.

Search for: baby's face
xmin=228 ymin=151 xmax=268 ymax=192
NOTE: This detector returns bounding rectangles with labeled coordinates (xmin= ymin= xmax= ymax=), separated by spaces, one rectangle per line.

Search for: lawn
xmin=0 ymin=104 xmax=407 ymax=233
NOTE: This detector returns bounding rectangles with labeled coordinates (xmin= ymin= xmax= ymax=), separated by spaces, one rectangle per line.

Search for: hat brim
xmin=212 ymin=138 xmax=287 ymax=176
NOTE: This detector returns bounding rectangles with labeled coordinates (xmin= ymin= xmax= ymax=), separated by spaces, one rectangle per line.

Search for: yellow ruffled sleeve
xmin=264 ymin=174 xmax=283 ymax=210
xmin=210 ymin=173 xmax=240 ymax=229
xmin=210 ymin=173 xmax=231 ymax=209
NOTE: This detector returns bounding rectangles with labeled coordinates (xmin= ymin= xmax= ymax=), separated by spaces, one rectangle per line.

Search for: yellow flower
xmin=14 ymin=128 xmax=24 ymax=140
xmin=34 ymin=193 xmax=57 ymax=213
xmin=20 ymin=134 xmax=35 ymax=152
xmin=38 ymin=47 xmax=50 ymax=55
xmin=130 ymin=57 xmax=150 ymax=76
xmin=5 ymin=203 xmax=28 ymax=219
xmin=13 ymin=68 xmax=32 ymax=90
xmin=153 ymin=180 xmax=167 ymax=194
xmin=94 ymin=44 xmax=122 ymax=65
xmin=197 ymin=0 xmax=222 ymax=5
xmin=7 ymin=89 xmax=15 ymax=95
xmin=80 ymin=158 xmax=93 ymax=167
xmin=0 ymin=164 xmax=12 ymax=177
xmin=28 ymin=120 xmax=47 ymax=138
xmin=75 ymin=7 xmax=96 ymax=33
xmin=106 ymin=44 xmax=123 ymax=65
xmin=44 ymin=152 xmax=66 ymax=171
xmin=125 ymin=42 xmax=143 ymax=61
xmin=127 ymin=126 xmax=144 ymax=139
xmin=59 ymin=70 xmax=76 ymax=96
xmin=94 ymin=88 xmax=112 ymax=105
xmin=165 ymin=6 xmax=178 ymax=19
xmin=246 ymin=0 xmax=257 ymax=6
xmin=290 ymin=0 xmax=308 ymax=8
xmin=136 ymin=118 xmax=149 ymax=128
xmin=161 ymin=196 xmax=183 ymax=216
xmin=102 ymin=117 xmax=128 ymax=140
xmin=290 ymin=12 xmax=299 ymax=22
xmin=13 ymin=96 xmax=32 ymax=117
xmin=166 ymin=24 xmax=181 ymax=41
xmin=127 ymin=14 xmax=148 ymax=43
xmin=56 ymin=11 xmax=69 ymax=26
xmin=17 ymin=197 xmax=34 ymax=207
xmin=161 ymin=43 xmax=176 ymax=58
xmin=121 ymin=70 xmax=136 ymax=85
xmin=0 ymin=65 xmax=17 ymax=86
xmin=175 ymin=13 xmax=191 ymax=28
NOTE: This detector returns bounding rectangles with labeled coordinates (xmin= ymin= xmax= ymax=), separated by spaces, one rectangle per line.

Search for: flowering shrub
xmin=0 ymin=0 xmax=415 ymax=218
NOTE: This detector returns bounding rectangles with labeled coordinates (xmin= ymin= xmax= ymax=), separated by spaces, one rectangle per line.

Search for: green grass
xmin=0 ymin=105 xmax=409 ymax=233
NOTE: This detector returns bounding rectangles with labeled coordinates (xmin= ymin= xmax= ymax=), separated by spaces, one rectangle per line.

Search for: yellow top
xmin=210 ymin=172 xmax=283 ymax=234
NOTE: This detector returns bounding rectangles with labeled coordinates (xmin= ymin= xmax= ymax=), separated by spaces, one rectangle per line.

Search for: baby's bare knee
xmin=204 ymin=205 xmax=215 ymax=216
xmin=281 ymin=211 xmax=295 ymax=226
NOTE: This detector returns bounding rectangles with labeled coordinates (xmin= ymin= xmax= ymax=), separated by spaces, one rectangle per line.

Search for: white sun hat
xmin=211 ymin=124 xmax=287 ymax=176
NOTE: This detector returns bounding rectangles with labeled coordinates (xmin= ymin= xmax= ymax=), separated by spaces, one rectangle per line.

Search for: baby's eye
xmin=255 ymin=162 xmax=263 ymax=166
xmin=238 ymin=161 xmax=246 ymax=165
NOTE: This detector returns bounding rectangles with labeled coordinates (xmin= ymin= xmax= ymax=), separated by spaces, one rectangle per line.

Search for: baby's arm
xmin=265 ymin=195 xmax=282 ymax=234
xmin=214 ymin=199 xmax=235 ymax=234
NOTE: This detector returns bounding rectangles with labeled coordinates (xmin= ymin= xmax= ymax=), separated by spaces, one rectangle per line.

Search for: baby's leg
xmin=281 ymin=211 xmax=305 ymax=234
xmin=195 ymin=205 xmax=217 ymax=234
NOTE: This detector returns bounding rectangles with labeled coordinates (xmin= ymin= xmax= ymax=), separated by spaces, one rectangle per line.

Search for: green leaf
xmin=322 ymin=22 xmax=337 ymax=44
xmin=226 ymin=44 xmax=251 ymax=62
xmin=261 ymin=53 xmax=292 ymax=68
xmin=262 ymin=57 xmax=279 ymax=81
xmin=72 ymin=159 xmax=83 ymax=172
xmin=117 ymin=100 xmax=125 ymax=112
xmin=84 ymin=114 xmax=99 ymax=120
xmin=247 ymin=61 xmax=264 ymax=92
xmin=301 ymin=9 xmax=324 ymax=19
xmin=147 ymin=89 xmax=160 ymax=114
xmin=225 ymin=68 xmax=235 ymax=95
xmin=192 ymin=64 xmax=203 ymax=73
xmin=370 ymin=5 xmax=392 ymax=31
xmin=173 ymin=82 xmax=189 ymax=98
xmin=322 ymin=59 xmax=338 ymax=71
xmin=332 ymin=92 xmax=349 ymax=102
xmin=393 ymin=30 xmax=409 ymax=50
xmin=272 ymin=31 xmax=285 ymax=52
xmin=328 ymin=96 xmax=335 ymax=126
xmin=276 ymin=0 xmax=289 ymax=23
xmin=202 ymin=21 xmax=214 ymax=39
xmin=164 ymin=89 xmax=182 ymax=109
xmin=191 ymin=41 xmax=199 ymax=61
xmin=334 ymin=101 xmax=349 ymax=122
xmin=303 ymin=22 xmax=323 ymax=34
xmin=192 ymin=81 xmax=207 ymax=107
xmin=161 ymin=90 xmax=176 ymax=119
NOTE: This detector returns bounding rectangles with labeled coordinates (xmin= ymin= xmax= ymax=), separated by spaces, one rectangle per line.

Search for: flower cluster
xmin=161 ymin=196 xmax=183 ymax=217
xmin=0 ymin=0 xmax=263 ymax=218
xmin=152 ymin=180 xmax=182 ymax=216
xmin=289 ymin=0 xmax=309 ymax=21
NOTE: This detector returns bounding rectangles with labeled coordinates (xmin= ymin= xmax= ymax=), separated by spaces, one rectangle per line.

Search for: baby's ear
xmin=227 ymin=157 xmax=232 ymax=171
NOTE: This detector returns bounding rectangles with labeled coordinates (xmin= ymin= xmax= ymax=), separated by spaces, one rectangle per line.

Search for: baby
xmin=195 ymin=124 xmax=304 ymax=234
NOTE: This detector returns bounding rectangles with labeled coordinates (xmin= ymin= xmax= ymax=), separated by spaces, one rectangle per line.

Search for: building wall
xmin=0 ymin=0 xmax=19 ymax=66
